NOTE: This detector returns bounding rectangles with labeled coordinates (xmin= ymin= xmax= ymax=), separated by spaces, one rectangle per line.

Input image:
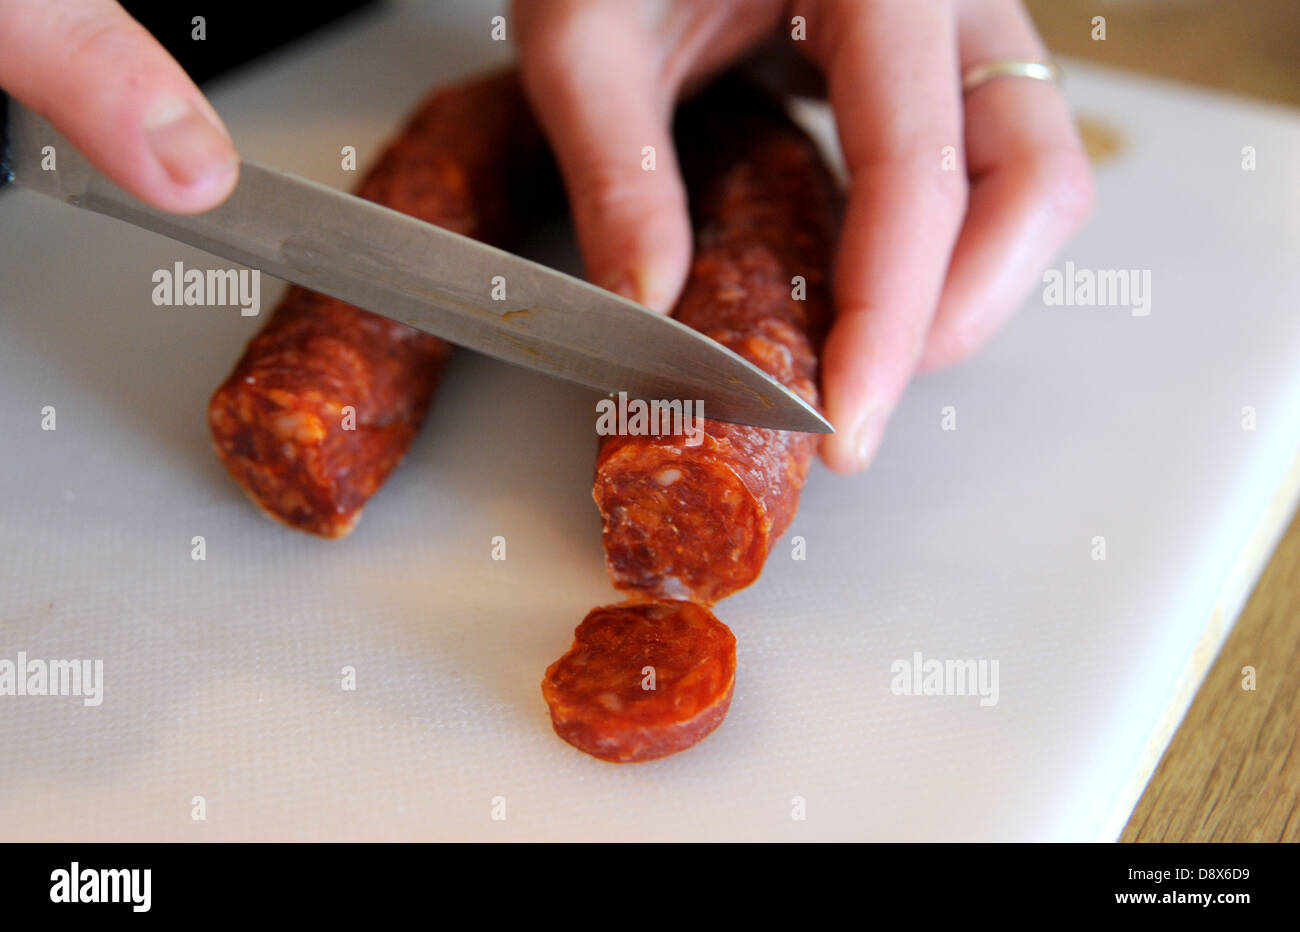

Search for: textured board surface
xmin=1 ymin=1 xmax=1299 ymax=841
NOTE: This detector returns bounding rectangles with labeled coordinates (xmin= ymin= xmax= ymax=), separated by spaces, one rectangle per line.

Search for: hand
xmin=514 ymin=0 xmax=1094 ymax=473
xmin=0 ymin=0 xmax=238 ymax=213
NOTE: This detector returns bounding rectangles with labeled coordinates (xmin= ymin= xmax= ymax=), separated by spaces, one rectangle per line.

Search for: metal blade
xmin=6 ymin=105 xmax=832 ymax=434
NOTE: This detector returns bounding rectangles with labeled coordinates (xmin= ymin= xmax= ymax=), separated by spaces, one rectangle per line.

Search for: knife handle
xmin=1 ymin=90 xmax=11 ymax=187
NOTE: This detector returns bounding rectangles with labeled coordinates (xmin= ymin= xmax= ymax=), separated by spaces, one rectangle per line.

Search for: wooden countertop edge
xmin=1105 ymin=444 xmax=1300 ymax=840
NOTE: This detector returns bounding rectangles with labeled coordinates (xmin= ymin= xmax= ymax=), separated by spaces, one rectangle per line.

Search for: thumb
xmin=516 ymin=4 xmax=690 ymax=311
xmin=0 ymin=0 xmax=238 ymax=214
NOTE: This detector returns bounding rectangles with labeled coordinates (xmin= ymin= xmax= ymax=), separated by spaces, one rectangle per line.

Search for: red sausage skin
xmin=594 ymin=81 xmax=842 ymax=602
xmin=208 ymin=70 xmax=558 ymax=537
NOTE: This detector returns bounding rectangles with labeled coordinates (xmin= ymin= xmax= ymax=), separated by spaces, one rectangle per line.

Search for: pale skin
xmin=0 ymin=0 xmax=1093 ymax=474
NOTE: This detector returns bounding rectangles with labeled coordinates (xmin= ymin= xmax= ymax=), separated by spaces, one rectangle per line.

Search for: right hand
xmin=0 ymin=0 xmax=239 ymax=213
xmin=514 ymin=0 xmax=1093 ymax=475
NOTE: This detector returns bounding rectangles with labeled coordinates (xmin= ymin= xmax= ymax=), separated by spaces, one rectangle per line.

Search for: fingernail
xmin=144 ymin=97 xmax=237 ymax=186
xmin=638 ymin=277 xmax=679 ymax=314
xmin=599 ymin=268 xmax=680 ymax=312
xmin=850 ymin=402 xmax=888 ymax=469
xmin=599 ymin=271 xmax=639 ymax=303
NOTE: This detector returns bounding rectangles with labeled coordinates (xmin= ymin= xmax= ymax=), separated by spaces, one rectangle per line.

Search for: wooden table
xmin=1023 ymin=0 xmax=1300 ymax=842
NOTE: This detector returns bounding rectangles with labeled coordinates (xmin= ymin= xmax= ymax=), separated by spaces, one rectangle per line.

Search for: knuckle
xmin=855 ymin=143 xmax=971 ymax=220
xmin=516 ymin=0 xmax=604 ymax=64
xmin=573 ymin=159 xmax=684 ymax=225
xmin=928 ymin=162 xmax=971 ymax=218
xmin=65 ymin=14 xmax=150 ymax=65
xmin=1031 ymin=146 xmax=1096 ymax=225
xmin=926 ymin=323 xmax=984 ymax=370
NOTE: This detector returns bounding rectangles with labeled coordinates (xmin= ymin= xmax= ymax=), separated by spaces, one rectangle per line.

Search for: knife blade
xmin=1 ymin=99 xmax=833 ymax=434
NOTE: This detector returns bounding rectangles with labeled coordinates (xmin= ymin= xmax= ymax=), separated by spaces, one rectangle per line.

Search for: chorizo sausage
xmin=208 ymin=70 xmax=558 ymax=537
xmin=593 ymin=79 xmax=842 ymax=603
xmin=542 ymin=600 xmax=737 ymax=763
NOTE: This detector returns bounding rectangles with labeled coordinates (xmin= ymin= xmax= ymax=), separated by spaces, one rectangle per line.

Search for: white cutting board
xmin=2 ymin=1 xmax=1298 ymax=842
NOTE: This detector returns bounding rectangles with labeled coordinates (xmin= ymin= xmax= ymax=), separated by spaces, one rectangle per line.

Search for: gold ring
xmin=962 ymin=59 xmax=1062 ymax=94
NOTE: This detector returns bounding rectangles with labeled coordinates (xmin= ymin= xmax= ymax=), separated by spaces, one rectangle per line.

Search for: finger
xmin=0 ymin=0 xmax=238 ymax=213
xmin=514 ymin=1 xmax=691 ymax=311
xmin=795 ymin=0 xmax=967 ymax=473
xmin=917 ymin=0 xmax=1094 ymax=371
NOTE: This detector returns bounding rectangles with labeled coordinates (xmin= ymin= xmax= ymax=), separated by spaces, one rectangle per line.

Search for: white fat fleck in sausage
xmin=654 ymin=467 xmax=682 ymax=487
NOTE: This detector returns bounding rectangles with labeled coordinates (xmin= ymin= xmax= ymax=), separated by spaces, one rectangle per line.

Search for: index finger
xmin=0 ymin=0 xmax=238 ymax=213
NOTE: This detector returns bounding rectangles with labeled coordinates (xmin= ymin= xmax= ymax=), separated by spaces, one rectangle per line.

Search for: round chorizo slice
xmin=542 ymin=601 xmax=737 ymax=763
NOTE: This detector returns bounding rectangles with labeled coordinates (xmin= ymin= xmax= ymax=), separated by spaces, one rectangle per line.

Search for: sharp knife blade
xmin=1 ymin=100 xmax=833 ymax=435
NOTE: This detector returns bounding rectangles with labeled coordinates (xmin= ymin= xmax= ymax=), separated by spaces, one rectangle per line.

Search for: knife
xmin=0 ymin=96 xmax=832 ymax=435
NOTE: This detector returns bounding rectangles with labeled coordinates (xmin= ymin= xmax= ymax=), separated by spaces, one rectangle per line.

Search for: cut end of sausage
xmin=593 ymin=438 xmax=767 ymax=605
xmin=207 ymin=293 xmax=447 ymax=538
xmin=542 ymin=600 xmax=737 ymax=763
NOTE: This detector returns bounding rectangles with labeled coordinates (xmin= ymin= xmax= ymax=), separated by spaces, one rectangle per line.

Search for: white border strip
xmin=1102 ymin=444 xmax=1300 ymax=841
